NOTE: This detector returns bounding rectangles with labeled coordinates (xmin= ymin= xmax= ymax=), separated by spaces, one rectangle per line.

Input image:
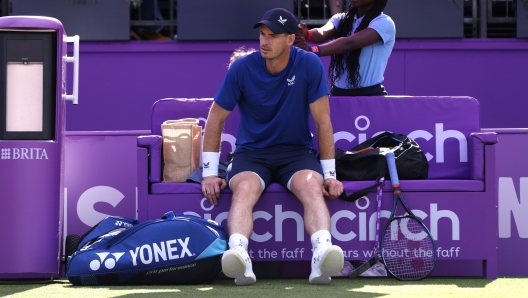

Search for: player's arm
xmin=310 ymin=95 xmax=334 ymax=160
xmin=309 ymin=96 xmax=343 ymax=200
xmin=203 ymin=102 xmax=230 ymax=153
xmin=299 ymin=22 xmax=337 ymax=44
xmin=309 ymin=28 xmax=382 ymax=56
xmin=201 ymin=102 xmax=231 ymax=205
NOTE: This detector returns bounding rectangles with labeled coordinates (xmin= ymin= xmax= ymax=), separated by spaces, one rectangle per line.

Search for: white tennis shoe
xmin=309 ymin=245 xmax=344 ymax=284
xmin=221 ymin=244 xmax=256 ymax=286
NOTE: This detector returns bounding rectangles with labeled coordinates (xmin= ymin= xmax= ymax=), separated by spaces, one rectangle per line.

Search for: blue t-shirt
xmin=329 ymin=12 xmax=396 ymax=88
xmin=214 ymin=46 xmax=329 ymax=152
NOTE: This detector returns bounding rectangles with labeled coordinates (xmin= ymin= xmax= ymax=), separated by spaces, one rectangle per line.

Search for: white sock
xmin=229 ymin=233 xmax=249 ymax=251
xmin=311 ymin=230 xmax=332 ymax=250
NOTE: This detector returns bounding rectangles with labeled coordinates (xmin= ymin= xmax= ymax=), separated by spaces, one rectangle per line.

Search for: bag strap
xmin=338 ymin=180 xmax=383 ymax=202
xmin=338 ymin=158 xmax=387 ymax=202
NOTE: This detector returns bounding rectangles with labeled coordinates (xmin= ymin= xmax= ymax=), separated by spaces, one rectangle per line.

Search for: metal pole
xmin=1 ymin=0 xmax=11 ymax=16
xmin=479 ymin=0 xmax=487 ymax=38
xmin=297 ymin=0 xmax=301 ymax=22
xmin=473 ymin=0 xmax=478 ymax=37
xmin=307 ymin=0 xmax=311 ymax=22
xmin=169 ymin=0 xmax=174 ymax=39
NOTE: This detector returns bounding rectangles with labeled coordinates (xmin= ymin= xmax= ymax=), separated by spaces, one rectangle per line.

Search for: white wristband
xmin=202 ymin=152 xmax=220 ymax=178
xmin=320 ymin=159 xmax=336 ymax=180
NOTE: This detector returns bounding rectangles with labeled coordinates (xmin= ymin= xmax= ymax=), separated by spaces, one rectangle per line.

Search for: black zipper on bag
xmin=105 ymin=217 xmax=223 ymax=249
xmin=369 ymin=135 xmax=403 ymax=148
xmin=105 ymin=220 xmax=160 ymax=249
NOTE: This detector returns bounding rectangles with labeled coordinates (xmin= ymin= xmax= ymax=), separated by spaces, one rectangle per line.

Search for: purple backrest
xmin=324 ymin=96 xmax=480 ymax=179
xmin=151 ymin=96 xmax=481 ymax=179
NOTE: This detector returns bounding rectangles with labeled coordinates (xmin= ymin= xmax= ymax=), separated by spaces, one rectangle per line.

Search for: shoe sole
xmin=222 ymin=250 xmax=256 ymax=286
xmin=309 ymin=246 xmax=344 ymax=284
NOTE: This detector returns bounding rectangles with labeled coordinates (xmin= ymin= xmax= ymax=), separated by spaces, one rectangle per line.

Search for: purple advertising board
xmin=139 ymin=184 xmax=491 ymax=275
xmin=484 ymin=129 xmax=528 ymax=276
xmin=63 ymin=131 xmax=149 ymax=240
xmin=61 ymin=128 xmax=528 ymax=277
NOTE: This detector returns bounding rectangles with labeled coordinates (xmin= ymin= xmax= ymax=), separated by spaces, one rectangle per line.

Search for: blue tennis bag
xmin=66 ymin=211 xmax=227 ymax=285
xmin=77 ymin=216 xmax=139 ymax=251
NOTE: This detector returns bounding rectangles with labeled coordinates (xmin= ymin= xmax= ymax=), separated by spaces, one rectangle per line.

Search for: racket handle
xmin=348 ymin=258 xmax=377 ymax=279
xmin=385 ymin=152 xmax=400 ymax=186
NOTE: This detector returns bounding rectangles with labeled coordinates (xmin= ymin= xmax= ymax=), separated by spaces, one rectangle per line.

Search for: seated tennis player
xmin=200 ymin=8 xmax=345 ymax=285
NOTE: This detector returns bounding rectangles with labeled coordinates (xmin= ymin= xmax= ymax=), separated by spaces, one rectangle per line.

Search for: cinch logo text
xmin=186 ymin=199 xmax=460 ymax=242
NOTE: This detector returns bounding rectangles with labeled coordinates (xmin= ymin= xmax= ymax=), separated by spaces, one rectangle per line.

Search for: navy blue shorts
xmin=226 ymin=147 xmax=324 ymax=190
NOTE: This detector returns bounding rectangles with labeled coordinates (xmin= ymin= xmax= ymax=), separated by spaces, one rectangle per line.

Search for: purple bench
xmin=137 ymin=96 xmax=498 ymax=278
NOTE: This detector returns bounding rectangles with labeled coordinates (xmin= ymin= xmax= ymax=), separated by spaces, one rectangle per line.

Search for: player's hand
xmin=201 ymin=176 xmax=227 ymax=206
xmin=294 ymin=23 xmax=308 ymax=51
xmin=299 ymin=23 xmax=308 ymax=39
xmin=322 ymin=178 xmax=343 ymax=200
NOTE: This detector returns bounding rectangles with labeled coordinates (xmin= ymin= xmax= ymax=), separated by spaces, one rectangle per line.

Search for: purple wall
xmin=65 ymin=39 xmax=528 ymax=132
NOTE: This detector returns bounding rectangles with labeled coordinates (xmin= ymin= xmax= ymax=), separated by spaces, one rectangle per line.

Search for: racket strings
xmin=381 ymin=217 xmax=435 ymax=280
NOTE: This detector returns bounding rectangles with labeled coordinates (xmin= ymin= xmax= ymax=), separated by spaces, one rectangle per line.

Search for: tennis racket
xmin=381 ymin=151 xmax=436 ymax=281
xmin=349 ymin=176 xmax=385 ymax=278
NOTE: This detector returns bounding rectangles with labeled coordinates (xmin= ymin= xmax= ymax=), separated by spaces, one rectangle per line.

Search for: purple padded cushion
xmin=151 ymin=179 xmax=484 ymax=194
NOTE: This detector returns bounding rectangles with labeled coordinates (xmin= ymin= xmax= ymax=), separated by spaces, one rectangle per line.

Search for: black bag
xmin=336 ymin=132 xmax=429 ymax=202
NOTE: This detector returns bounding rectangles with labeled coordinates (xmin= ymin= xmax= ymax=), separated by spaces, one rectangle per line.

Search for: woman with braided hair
xmin=294 ymin=0 xmax=395 ymax=96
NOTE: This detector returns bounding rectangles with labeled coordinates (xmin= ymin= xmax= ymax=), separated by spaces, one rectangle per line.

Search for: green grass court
xmin=1 ymin=277 xmax=527 ymax=297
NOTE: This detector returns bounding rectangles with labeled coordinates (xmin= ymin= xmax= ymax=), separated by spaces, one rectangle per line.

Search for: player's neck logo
xmin=287 ymin=75 xmax=295 ymax=86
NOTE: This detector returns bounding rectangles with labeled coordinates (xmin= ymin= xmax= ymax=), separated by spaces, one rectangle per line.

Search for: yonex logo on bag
xmin=278 ymin=16 xmax=287 ymax=25
xmin=115 ymin=220 xmax=134 ymax=228
xmin=90 ymin=252 xmax=125 ymax=271
xmin=130 ymin=237 xmax=194 ymax=266
xmin=0 ymin=147 xmax=48 ymax=160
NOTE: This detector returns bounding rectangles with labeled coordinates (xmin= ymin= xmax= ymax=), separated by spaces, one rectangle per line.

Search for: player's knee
xmin=231 ymin=173 xmax=262 ymax=195
xmin=291 ymin=170 xmax=323 ymax=192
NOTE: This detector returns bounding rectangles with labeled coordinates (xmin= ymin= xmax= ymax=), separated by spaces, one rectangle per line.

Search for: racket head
xmin=380 ymin=213 xmax=437 ymax=281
